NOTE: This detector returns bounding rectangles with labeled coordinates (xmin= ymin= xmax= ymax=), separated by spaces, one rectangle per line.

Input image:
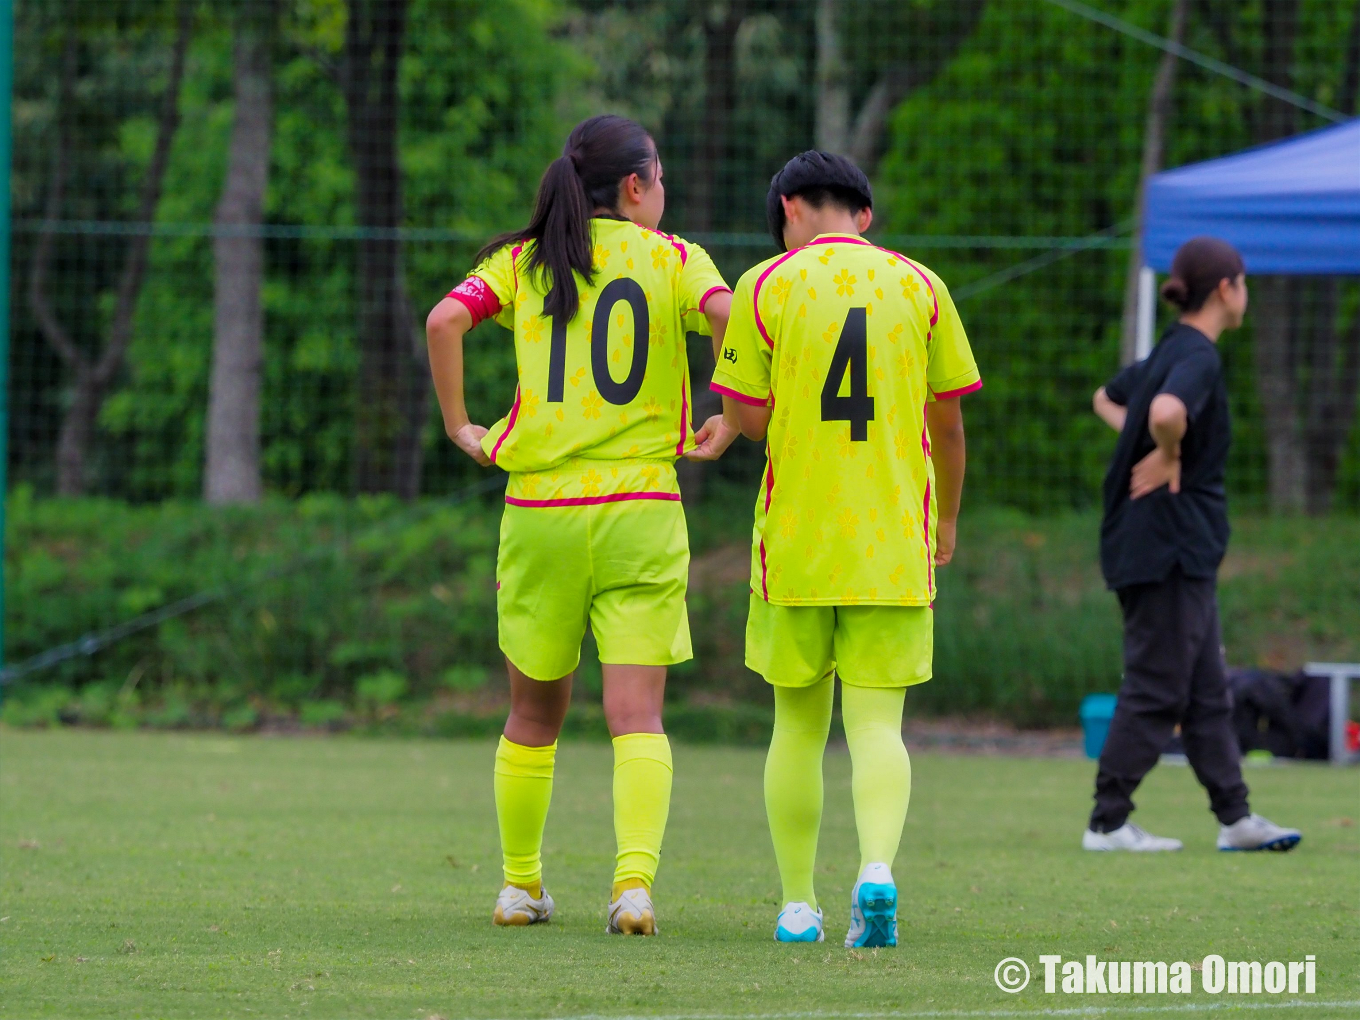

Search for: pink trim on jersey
xmin=921 ymin=405 xmax=934 ymax=595
xmin=932 ymin=379 xmax=983 ymax=401
xmin=752 ymin=249 xmax=802 ymax=349
xmin=709 ymin=382 xmax=770 ymax=407
xmin=489 ymin=386 xmax=522 ymax=465
xmin=757 ymin=447 xmax=776 ymax=600
xmin=505 ymin=491 xmax=681 ymax=508
xmin=923 ymin=478 xmax=934 ymax=597
xmin=676 ymin=374 xmax=690 ymax=456
xmin=806 ymin=235 xmax=871 ymax=247
xmin=880 ymin=248 xmax=939 ymax=327
xmin=651 ymin=229 xmax=689 ymax=266
xmin=758 ymin=539 xmax=769 ymax=601
xmin=699 ymin=285 xmax=731 ymax=312
xmin=509 ymin=244 xmax=524 ymax=290
xmin=446 ymin=275 xmax=502 ymax=328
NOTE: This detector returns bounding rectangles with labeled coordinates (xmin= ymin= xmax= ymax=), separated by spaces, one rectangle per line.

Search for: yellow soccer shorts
xmin=497 ymin=498 xmax=692 ymax=681
xmin=745 ymin=594 xmax=933 ymax=689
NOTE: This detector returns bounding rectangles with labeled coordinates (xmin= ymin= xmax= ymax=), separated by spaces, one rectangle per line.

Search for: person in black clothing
xmin=1083 ymin=237 xmax=1301 ymax=854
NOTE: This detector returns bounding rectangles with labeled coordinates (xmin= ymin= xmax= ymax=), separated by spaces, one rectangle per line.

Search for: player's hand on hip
xmin=934 ymin=519 xmax=957 ymax=566
xmin=452 ymin=423 xmax=492 ymax=466
xmin=1130 ymin=446 xmax=1180 ymax=499
xmin=684 ymin=414 xmax=740 ymax=462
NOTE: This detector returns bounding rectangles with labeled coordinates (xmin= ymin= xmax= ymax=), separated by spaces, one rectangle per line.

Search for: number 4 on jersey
xmin=820 ymin=307 xmax=875 ymax=441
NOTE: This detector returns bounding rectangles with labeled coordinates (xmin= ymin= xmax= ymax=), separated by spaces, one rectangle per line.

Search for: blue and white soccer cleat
xmin=1217 ymin=814 xmax=1302 ymax=852
xmin=774 ymin=901 xmax=824 ymax=943
xmin=844 ymin=862 xmax=898 ymax=948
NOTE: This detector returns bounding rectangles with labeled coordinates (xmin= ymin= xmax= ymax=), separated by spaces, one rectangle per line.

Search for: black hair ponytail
xmin=475 ymin=115 xmax=657 ymax=321
xmin=1160 ymin=236 xmax=1246 ymax=312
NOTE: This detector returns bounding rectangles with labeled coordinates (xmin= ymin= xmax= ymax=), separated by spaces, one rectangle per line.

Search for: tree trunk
xmin=343 ymin=0 xmax=425 ymax=498
xmin=690 ymin=4 xmax=742 ymax=233
xmin=814 ymin=0 xmax=849 ymax=153
xmin=205 ymin=13 xmax=273 ymax=505
xmin=1298 ymin=0 xmax=1360 ymax=512
xmin=1119 ymin=0 xmax=1188 ymax=365
xmin=1301 ymin=279 xmax=1360 ymax=513
xmin=1253 ymin=276 xmax=1307 ymax=512
xmin=844 ymin=0 xmax=985 ymax=175
xmin=1250 ymin=0 xmax=1303 ymax=512
xmin=29 ymin=5 xmax=193 ymax=496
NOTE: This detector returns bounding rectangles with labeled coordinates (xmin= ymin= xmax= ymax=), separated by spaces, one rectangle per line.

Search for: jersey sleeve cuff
xmin=446 ymin=275 xmax=503 ymax=328
xmin=699 ymin=285 xmax=732 ymax=312
xmin=710 ymin=381 xmax=770 ymax=406
xmin=930 ymin=377 xmax=983 ymax=401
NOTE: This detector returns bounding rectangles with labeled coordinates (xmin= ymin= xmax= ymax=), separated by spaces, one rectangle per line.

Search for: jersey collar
xmin=805 ymin=232 xmax=872 ymax=248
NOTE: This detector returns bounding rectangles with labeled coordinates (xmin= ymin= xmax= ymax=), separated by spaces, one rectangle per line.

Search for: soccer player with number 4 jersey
xmin=426 ymin=116 xmax=733 ymax=936
xmin=701 ymin=151 xmax=981 ymax=947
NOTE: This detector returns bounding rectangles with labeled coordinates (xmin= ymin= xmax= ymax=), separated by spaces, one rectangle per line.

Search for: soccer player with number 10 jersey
xmin=426 ymin=116 xmax=734 ymax=936
xmin=704 ymin=152 xmax=981 ymax=946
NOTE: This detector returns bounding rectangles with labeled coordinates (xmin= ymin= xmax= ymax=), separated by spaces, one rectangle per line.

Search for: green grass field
xmin=2 ymin=729 xmax=1357 ymax=1019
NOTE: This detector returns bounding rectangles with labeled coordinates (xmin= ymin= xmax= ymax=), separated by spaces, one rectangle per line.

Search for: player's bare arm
xmin=687 ymin=291 xmax=742 ymax=462
xmin=727 ymin=397 xmax=772 ymax=443
xmin=1093 ymin=386 xmax=1126 ymax=433
xmin=1130 ymin=393 xmax=1186 ymax=499
xmin=925 ymin=397 xmax=966 ymax=567
xmin=426 ymin=296 xmax=491 ymax=466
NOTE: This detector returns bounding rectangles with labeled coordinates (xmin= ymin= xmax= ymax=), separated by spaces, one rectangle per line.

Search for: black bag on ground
xmin=1227 ymin=667 xmax=1330 ymax=759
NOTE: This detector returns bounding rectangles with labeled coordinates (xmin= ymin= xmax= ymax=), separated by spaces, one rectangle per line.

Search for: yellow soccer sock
xmin=493 ymin=735 xmax=557 ymax=891
xmin=842 ymin=684 xmax=911 ymax=870
xmin=764 ymin=676 xmax=834 ymax=910
xmin=611 ymin=732 xmax=673 ymax=888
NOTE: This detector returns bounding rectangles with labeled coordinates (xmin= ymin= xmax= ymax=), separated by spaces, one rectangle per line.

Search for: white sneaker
xmin=844 ymin=863 xmax=897 ymax=948
xmin=1083 ymin=823 xmax=1183 ymax=852
xmin=492 ymin=883 xmax=554 ymax=926
xmin=774 ymin=901 xmax=824 ymax=943
xmin=1218 ymin=813 xmax=1302 ymax=852
xmin=607 ymin=886 xmax=658 ymax=935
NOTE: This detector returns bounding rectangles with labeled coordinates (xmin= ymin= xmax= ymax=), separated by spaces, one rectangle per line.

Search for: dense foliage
xmin=7 ymin=490 xmax=1358 ymax=731
xmin=9 ymin=0 xmax=1358 ymax=508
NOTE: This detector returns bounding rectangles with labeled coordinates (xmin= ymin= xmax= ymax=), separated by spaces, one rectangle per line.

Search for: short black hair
xmin=766 ymin=151 xmax=874 ymax=251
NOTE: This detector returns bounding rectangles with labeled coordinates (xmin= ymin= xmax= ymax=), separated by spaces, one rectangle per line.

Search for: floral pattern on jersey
xmin=521 ymin=389 xmax=541 ymax=419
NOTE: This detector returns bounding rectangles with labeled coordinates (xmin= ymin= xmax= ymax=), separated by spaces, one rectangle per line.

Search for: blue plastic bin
xmin=1079 ymin=694 xmax=1119 ymax=760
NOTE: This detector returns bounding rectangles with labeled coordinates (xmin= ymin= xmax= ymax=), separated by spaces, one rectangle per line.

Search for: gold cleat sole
xmin=492 ymin=906 xmax=540 ymax=926
xmin=610 ymin=910 xmax=657 ymax=936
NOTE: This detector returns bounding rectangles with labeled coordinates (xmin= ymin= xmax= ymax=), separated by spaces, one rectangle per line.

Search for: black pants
xmin=1089 ymin=570 xmax=1250 ymax=832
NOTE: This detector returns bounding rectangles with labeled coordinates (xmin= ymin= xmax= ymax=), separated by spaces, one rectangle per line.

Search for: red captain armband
xmin=446 ymin=276 xmax=502 ymax=328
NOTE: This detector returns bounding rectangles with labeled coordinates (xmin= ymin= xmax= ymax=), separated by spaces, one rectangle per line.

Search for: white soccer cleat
xmin=492 ymin=883 xmax=554 ymax=926
xmin=1083 ymin=823 xmax=1183 ymax=852
xmin=1217 ymin=813 xmax=1302 ymax=852
xmin=607 ymin=886 xmax=658 ymax=935
xmin=774 ymin=901 xmax=824 ymax=943
xmin=844 ymin=863 xmax=897 ymax=948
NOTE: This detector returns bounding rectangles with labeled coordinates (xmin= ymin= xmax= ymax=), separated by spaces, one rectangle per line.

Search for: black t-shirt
xmin=1100 ymin=322 xmax=1231 ymax=590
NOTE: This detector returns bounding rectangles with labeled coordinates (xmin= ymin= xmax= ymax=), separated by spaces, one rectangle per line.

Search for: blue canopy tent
xmin=1135 ymin=118 xmax=1360 ymax=358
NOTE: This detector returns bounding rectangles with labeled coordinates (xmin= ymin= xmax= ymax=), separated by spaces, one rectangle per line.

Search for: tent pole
xmin=1135 ymin=266 xmax=1155 ymax=361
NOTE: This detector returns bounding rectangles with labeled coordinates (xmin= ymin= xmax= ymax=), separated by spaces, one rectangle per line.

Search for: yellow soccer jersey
xmin=710 ymin=233 xmax=980 ymax=606
xmin=464 ymin=218 xmax=728 ymax=504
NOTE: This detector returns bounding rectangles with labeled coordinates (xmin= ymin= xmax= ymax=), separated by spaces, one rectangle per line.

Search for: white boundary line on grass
xmin=539 ymin=1001 xmax=1360 ymax=1020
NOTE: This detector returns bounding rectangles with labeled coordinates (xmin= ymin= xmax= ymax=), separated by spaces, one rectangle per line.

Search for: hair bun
xmin=1160 ymin=276 xmax=1190 ymax=309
